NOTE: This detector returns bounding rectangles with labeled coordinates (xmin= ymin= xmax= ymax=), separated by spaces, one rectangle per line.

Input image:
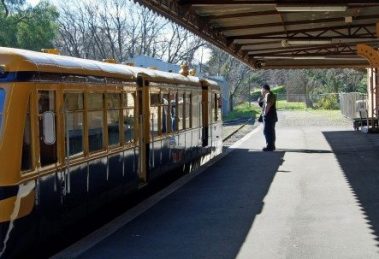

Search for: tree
xmin=0 ymin=1 xmax=58 ymax=50
xmin=206 ymin=47 xmax=252 ymax=111
xmin=55 ymin=0 xmax=205 ymax=65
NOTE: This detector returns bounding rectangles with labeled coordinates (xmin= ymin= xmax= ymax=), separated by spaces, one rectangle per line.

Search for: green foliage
xmin=276 ymin=100 xmax=306 ymax=110
xmin=250 ymin=86 xmax=286 ymax=100
xmin=223 ymin=102 xmax=261 ymax=121
xmin=272 ymin=86 xmax=286 ymax=95
xmin=0 ymin=1 xmax=58 ymax=50
xmin=313 ymin=95 xmax=339 ymax=110
xmin=305 ymin=69 xmax=367 ymax=94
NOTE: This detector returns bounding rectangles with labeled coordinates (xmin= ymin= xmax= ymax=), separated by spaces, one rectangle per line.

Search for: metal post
xmin=248 ymin=74 xmax=251 ymax=107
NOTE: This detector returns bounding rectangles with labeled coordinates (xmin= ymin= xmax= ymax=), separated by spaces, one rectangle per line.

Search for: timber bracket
xmin=357 ymin=22 xmax=379 ymax=68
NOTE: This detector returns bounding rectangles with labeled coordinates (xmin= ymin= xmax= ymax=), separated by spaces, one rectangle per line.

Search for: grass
xmin=225 ymin=96 xmax=341 ymax=122
xmin=276 ymin=100 xmax=306 ymax=110
xmin=223 ymin=102 xmax=261 ymax=121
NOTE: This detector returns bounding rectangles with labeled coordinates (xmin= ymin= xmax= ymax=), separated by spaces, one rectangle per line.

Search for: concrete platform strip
xmin=51 ymin=127 xmax=262 ymax=259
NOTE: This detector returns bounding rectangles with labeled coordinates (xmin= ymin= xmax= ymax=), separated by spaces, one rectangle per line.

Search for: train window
xmin=64 ymin=93 xmax=84 ymax=157
xmin=123 ymin=92 xmax=135 ymax=143
xmin=21 ymin=98 xmax=33 ymax=172
xmin=122 ymin=92 xmax=135 ymax=107
xmin=88 ymin=93 xmax=104 ymax=152
xmin=150 ymin=93 xmax=160 ymax=106
xmin=184 ymin=93 xmax=191 ymax=129
xmin=211 ymin=93 xmax=216 ymax=123
xmin=106 ymin=93 xmax=121 ymax=146
xmin=170 ymin=92 xmax=177 ymax=131
xmin=0 ymin=88 xmax=5 ymax=135
xmin=208 ymin=92 xmax=212 ymax=124
xmin=88 ymin=93 xmax=103 ymax=110
xmin=150 ymin=93 xmax=160 ymax=137
xmin=178 ymin=93 xmax=184 ymax=131
xmin=38 ymin=90 xmax=57 ymax=167
xmin=192 ymin=93 xmax=200 ymax=128
xmin=161 ymin=93 xmax=170 ymax=133
xmin=216 ymin=94 xmax=222 ymax=121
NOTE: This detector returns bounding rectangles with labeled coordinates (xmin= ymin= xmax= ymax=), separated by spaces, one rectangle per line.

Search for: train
xmin=0 ymin=47 xmax=222 ymax=258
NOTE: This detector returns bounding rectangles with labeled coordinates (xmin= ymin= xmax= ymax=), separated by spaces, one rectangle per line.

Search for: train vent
xmin=41 ymin=49 xmax=60 ymax=55
xmin=179 ymin=64 xmax=189 ymax=76
xmin=102 ymin=59 xmax=117 ymax=64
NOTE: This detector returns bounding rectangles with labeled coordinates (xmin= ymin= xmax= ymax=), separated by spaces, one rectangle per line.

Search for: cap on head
xmin=262 ymin=84 xmax=270 ymax=91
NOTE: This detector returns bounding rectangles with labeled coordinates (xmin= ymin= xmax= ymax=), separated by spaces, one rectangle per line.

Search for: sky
xmin=26 ymin=0 xmax=40 ymax=7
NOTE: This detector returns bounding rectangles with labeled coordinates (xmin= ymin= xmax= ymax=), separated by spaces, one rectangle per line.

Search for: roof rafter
xmin=135 ymin=0 xmax=377 ymax=68
xmin=206 ymin=11 xmax=279 ymax=20
xmin=178 ymin=0 xmax=379 ymax=5
xmin=218 ymin=14 xmax=379 ymax=32
xmin=245 ymin=40 xmax=379 ymax=54
xmin=251 ymin=46 xmax=357 ymax=57
xmin=229 ymin=23 xmax=377 ymax=40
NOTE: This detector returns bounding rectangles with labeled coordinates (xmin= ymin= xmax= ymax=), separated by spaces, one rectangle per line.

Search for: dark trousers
xmin=263 ymin=119 xmax=276 ymax=149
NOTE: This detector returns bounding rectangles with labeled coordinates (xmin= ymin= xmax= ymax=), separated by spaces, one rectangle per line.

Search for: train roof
xmin=201 ymin=78 xmax=220 ymax=90
xmin=0 ymin=47 xmax=135 ymax=80
xmin=0 ymin=48 xmax=216 ymax=88
xmin=131 ymin=66 xmax=201 ymax=87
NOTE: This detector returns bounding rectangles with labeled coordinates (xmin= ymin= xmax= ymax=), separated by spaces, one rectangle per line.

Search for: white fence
xmin=339 ymin=92 xmax=367 ymax=119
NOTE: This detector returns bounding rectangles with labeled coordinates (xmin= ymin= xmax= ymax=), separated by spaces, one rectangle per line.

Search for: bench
xmin=353 ymin=109 xmax=379 ymax=131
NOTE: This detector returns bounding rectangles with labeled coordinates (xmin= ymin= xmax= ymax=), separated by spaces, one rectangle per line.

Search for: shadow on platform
xmin=79 ymin=149 xmax=285 ymax=259
xmin=323 ymin=131 xmax=379 ymax=248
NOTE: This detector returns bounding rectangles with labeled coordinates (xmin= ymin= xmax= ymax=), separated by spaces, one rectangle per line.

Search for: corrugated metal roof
xmin=135 ymin=0 xmax=379 ymax=69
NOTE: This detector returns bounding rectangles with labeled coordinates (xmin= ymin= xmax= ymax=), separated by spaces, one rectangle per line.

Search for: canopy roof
xmin=136 ymin=0 xmax=379 ymax=69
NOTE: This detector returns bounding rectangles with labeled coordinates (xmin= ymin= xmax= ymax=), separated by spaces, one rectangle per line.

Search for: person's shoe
xmin=262 ymin=147 xmax=274 ymax=152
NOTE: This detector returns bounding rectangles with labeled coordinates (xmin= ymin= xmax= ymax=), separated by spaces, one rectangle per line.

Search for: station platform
xmin=54 ymin=114 xmax=379 ymax=259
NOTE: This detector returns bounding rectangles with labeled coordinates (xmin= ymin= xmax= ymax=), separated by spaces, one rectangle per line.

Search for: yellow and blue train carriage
xmin=0 ymin=47 xmax=222 ymax=258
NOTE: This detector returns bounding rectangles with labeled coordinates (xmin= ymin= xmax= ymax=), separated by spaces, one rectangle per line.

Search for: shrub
xmin=314 ymin=95 xmax=339 ymax=110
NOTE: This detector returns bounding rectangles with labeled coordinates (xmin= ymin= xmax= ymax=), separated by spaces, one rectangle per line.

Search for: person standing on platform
xmin=261 ymin=84 xmax=278 ymax=151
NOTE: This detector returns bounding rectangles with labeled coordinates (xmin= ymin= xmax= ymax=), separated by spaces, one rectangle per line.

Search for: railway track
xmin=223 ymin=117 xmax=258 ymax=144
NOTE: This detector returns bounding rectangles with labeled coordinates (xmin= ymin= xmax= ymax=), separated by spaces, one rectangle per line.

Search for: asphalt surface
xmin=55 ymin=111 xmax=379 ymax=259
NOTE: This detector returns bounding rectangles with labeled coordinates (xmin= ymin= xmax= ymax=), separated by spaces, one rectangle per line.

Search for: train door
xmin=137 ymin=76 xmax=148 ymax=184
xmin=201 ymin=84 xmax=209 ymax=147
xmin=35 ymin=85 xmax=64 ymax=237
xmin=37 ymin=89 xmax=58 ymax=167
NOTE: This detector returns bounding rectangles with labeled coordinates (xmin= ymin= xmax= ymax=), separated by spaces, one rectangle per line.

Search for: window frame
xmin=37 ymin=89 xmax=58 ymax=168
xmin=63 ymin=92 xmax=85 ymax=159
xmin=0 ymin=88 xmax=5 ymax=138
xmin=149 ymin=89 xmax=161 ymax=137
xmin=122 ymin=90 xmax=136 ymax=145
xmin=21 ymin=95 xmax=34 ymax=173
xmin=160 ymin=90 xmax=170 ymax=135
xmin=106 ymin=92 xmax=122 ymax=148
xmin=86 ymin=92 xmax=106 ymax=154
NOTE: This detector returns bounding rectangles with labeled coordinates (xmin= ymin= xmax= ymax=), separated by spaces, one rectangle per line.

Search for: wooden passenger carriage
xmin=0 ymin=47 xmax=222 ymax=257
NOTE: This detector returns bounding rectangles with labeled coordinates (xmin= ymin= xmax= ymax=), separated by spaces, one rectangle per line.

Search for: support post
xmin=357 ymin=41 xmax=379 ymax=130
xmin=248 ymin=74 xmax=251 ymax=107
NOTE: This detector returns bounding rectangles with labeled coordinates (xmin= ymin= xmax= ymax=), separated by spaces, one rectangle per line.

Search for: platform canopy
xmin=135 ymin=0 xmax=379 ymax=69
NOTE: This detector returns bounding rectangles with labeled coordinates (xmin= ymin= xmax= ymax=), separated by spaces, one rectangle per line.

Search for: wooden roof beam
xmin=243 ymin=39 xmax=379 ymax=52
xmin=357 ymin=44 xmax=379 ymax=67
xmin=206 ymin=11 xmax=279 ymax=20
xmin=248 ymin=45 xmax=352 ymax=56
xmin=178 ymin=0 xmax=379 ymax=5
xmin=229 ymin=23 xmax=377 ymax=40
xmin=218 ymin=14 xmax=379 ymax=31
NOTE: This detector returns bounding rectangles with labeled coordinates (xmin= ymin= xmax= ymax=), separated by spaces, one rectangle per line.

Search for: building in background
xmin=127 ymin=55 xmax=180 ymax=72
